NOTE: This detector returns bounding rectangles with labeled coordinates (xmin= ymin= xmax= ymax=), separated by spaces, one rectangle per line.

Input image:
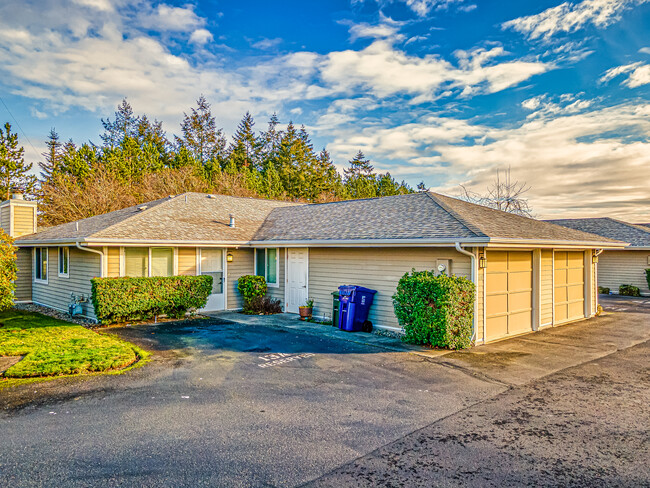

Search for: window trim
xmin=58 ymin=247 xmax=70 ymax=278
xmin=254 ymin=248 xmax=279 ymax=288
xmin=34 ymin=247 xmax=48 ymax=284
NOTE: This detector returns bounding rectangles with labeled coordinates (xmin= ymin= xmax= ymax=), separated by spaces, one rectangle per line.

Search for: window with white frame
xmin=151 ymin=248 xmax=173 ymax=277
xmin=34 ymin=247 xmax=48 ymax=282
xmin=255 ymin=248 xmax=278 ymax=286
xmin=58 ymin=247 xmax=69 ymax=277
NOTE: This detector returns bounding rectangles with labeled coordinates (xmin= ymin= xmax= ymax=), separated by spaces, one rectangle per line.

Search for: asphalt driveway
xmin=1 ymin=297 xmax=648 ymax=487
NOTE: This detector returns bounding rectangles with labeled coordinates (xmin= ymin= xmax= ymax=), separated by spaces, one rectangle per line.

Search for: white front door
xmin=286 ymin=248 xmax=308 ymax=313
xmin=199 ymin=248 xmax=225 ymax=312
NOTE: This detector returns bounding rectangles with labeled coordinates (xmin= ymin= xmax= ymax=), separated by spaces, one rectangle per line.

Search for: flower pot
xmin=298 ymin=306 xmax=312 ymax=321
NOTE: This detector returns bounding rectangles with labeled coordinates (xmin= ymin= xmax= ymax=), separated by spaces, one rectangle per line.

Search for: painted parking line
xmin=257 ymin=352 xmax=316 ymax=368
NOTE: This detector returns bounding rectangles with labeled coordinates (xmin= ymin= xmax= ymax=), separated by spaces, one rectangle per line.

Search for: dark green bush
xmin=91 ymin=275 xmax=212 ymax=324
xmin=598 ymin=286 xmax=610 ymax=295
xmin=0 ymin=230 xmax=17 ymax=312
xmin=619 ymin=284 xmax=640 ymax=297
xmin=393 ymin=270 xmax=475 ymax=349
xmin=246 ymin=296 xmax=282 ymax=315
xmin=237 ymin=275 xmax=267 ymax=312
xmin=646 ymin=269 xmax=649 ymax=290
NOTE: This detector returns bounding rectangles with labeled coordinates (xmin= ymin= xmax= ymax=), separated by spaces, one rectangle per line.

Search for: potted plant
xmin=299 ymin=298 xmax=314 ymax=321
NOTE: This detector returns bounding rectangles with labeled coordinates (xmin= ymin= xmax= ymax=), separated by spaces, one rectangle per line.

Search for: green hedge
xmin=237 ymin=275 xmax=267 ymax=313
xmin=598 ymin=286 xmax=610 ymax=295
xmin=646 ymin=269 xmax=650 ymax=291
xmin=91 ymin=275 xmax=213 ymax=324
xmin=393 ymin=270 xmax=475 ymax=349
xmin=619 ymin=284 xmax=640 ymax=297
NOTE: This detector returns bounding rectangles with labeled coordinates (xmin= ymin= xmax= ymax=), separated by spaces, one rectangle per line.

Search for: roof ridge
xmin=424 ymin=192 xmax=485 ymax=238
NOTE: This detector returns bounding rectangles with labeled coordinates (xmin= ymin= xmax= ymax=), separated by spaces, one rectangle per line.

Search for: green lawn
xmin=0 ymin=309 xmax=148 ymax=387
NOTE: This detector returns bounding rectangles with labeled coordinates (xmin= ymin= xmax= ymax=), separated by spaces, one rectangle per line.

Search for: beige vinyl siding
xmin=178 ymin=247 xmax=197 ymax=275
xmin=0 ymin=206 xmax=9 ymax=234
xmin=106 ymin=247 xmax=120 ymax=277
xmin=598 ymin=250 xmax=650 ymax=296
xmin=266 ymin=248 xmax=285 ymax=305
xmin=308 ymin=247 xmax=472 ymax=328
xmin=32 ymin=247 xmax=100 ymax=319
xmin=15 ymin=247 xmax=32 ymax=301
xmin=226 ymin=248 xmax=254 ymax=310
xmin=13 ymin=205 xmax=35 ymax=237
xmin=540 ymin=250 xmax=553 ymax=326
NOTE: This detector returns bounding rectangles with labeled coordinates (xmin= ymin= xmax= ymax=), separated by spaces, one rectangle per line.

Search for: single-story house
xmin=3 ymin=192 xmax=625 ymax=345
xmin=547 ymin=218 xmax=650 ymax=296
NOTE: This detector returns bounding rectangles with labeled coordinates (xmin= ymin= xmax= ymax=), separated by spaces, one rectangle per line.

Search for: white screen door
xmin=286 ymin=248 xmax=308 ymax=313
xmin=199 ymin=248 xmax=225 ymax=312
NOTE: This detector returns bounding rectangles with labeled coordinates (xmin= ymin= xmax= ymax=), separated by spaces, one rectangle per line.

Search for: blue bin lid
xmin=337 ymin=285 xmax=377 ymax=295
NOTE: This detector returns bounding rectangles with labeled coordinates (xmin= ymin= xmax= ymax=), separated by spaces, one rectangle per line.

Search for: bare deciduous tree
xmin=459 ymin=167 xmax=533 ymax=217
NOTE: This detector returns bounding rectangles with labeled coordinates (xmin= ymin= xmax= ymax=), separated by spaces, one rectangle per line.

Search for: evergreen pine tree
xmin=40 ymin=128 xmax=63 ymax=181
xmin=228 ymin=112 xmax=259 ymax=170
xmin=176 ymin=95 xmax=226 ymax=166
xmin=0 ymin=123 xmax=37 ymax=199
xmin=101 ymin=99 xmax=139 ymax=149
xmin=344 ymin=151 xmax=377 ymax=199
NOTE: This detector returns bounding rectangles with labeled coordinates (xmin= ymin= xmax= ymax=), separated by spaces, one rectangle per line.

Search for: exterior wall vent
xmin=138 ymin=206 xmax=148 ymax=211
xmin=229 ymin=214 xmax=235 ymax=228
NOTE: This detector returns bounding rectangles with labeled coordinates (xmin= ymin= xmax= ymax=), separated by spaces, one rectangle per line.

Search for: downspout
xmin=75 ymin=242 xmax=104 ymax=278
xmin=455 ymin=242 xmax=478 ymax=344
xmin=594 ymin=249 xmax=604 ymax=314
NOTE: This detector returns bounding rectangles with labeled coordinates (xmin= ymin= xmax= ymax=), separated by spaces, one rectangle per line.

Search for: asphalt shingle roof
xmin=17 ymin=191 xmax=622 ymax=246
xmin=546 ymin=218 xmax=650 ymax=248
xmin=18 ymin=193 xmax=295 ymax=243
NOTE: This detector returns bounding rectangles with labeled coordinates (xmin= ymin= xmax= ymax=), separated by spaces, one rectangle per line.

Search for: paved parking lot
xmin=0 ymin=296 xmax=648 ymax=487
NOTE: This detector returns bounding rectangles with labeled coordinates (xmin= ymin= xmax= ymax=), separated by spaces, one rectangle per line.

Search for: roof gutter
xmin=248 ymin=238 xmax=490 ymax=248
xmin=75 ymin=242 xmax=104 ymax=278
xmin=455 ymin=242 xmax=478 ymax=345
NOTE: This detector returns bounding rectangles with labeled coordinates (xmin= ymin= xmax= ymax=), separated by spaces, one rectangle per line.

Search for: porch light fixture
xmin=226 ymin=252 xmax=234 ymax=263
xmin=478 ymin=255 xmax=487 ymax=269
xmin=592 ymin=255 xmax=599 ymax=264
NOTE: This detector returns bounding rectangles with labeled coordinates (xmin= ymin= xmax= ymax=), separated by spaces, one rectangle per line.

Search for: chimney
xmin=229 ymin=214 xmax=235 ymax=228
xmin=0 ymin=194 xmax=37 ymax=237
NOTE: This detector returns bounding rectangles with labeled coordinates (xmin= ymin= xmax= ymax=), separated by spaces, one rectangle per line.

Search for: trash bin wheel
xmin=362 ymin=320 xmax=373 ymax=333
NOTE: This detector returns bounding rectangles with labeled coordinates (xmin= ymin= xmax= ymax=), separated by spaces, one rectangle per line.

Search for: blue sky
xmin=0 ymin=0 xmax=649 ymax=220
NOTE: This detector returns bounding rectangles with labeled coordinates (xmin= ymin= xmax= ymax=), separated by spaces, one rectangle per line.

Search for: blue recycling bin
xmin=338 ymin=285 xmax=377 ymax=332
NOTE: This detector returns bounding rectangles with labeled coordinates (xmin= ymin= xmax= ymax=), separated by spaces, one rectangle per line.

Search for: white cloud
xmin=319 ymin=41 xmax=551 ymax=100
xmin=600 ymin=62 xmax=650 ymax=87
xmin=521 ymin=93 xmax=593 ymax=117
xmin=189 ymin=28 xmax=213 ymax=45
xmin=640 ymin=47 xmax=650 ymax=54
xmin=251 ymin=37 xmax=283 ymax=50
xmin=503 ymin=0 xmax=648 ymax=41
xmin=348 ymin=22 xmax=401 ymax=41
xmin=138 ymin=4 xmax=204 ymax=32
xmin=351 ymin=0 xmax=472 ymax=17
xmin=323 ymin=101 xmax=650 ymax=220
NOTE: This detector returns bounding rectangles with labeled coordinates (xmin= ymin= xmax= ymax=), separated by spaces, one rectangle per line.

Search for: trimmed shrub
xmin=393 ymin=270 xmax=475 ymax=349
xmin=619 ymin=284 xmax=640 ymax=297
xmin=237 ymin=275 xmax=267 ymax=312
xmin=646 ymin=269 xmax=650 ymax=291
xmin=0 ymin=230 xmax=17 ymax=312
xmin=246 ymin=296 xmax=283 ymax=315
xmin=598 ymin=286 xmax=610 ymax=295
xmin=91 ymin=275 xmax=212 ymax=324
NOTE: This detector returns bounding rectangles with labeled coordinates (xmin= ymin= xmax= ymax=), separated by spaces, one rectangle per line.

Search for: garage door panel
xmin=488 ymin=252 xmax=509 ymax=272
xmin=509 ymin=272 xmax=532 ymax=290
xmin=567 ymin=252 xmax=584 ymax=266
xmin=486 ymin=294 xmax=508 ymax=314
xmin=486 ymin=315 xmax=508 ymax=340
xmin=555 ymin=305 xmax=568 ymax=323
xmin=508 ymin=254 xmax=533 ymax=271
xmin=567 ymin=268 xmax=583 ymax=284
xmin=568 ymin=284 xmax=584 ymax=301
xmin=487 ymin=273 xmax=508 ymax=293
xmin=509 ymin=311 xmax=532 ymax=333
xmin=568 ymin=301 xmax=583 ymax=318
xmin=555 ymin=286 xmax=567 ymax=303
xmin=555 ymin=252 xmax=567 ymax=264
xmin=555 ymin=269 xmax=567 ymax=285
xmin=509 ymin=291 xmax=532 ymax=312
